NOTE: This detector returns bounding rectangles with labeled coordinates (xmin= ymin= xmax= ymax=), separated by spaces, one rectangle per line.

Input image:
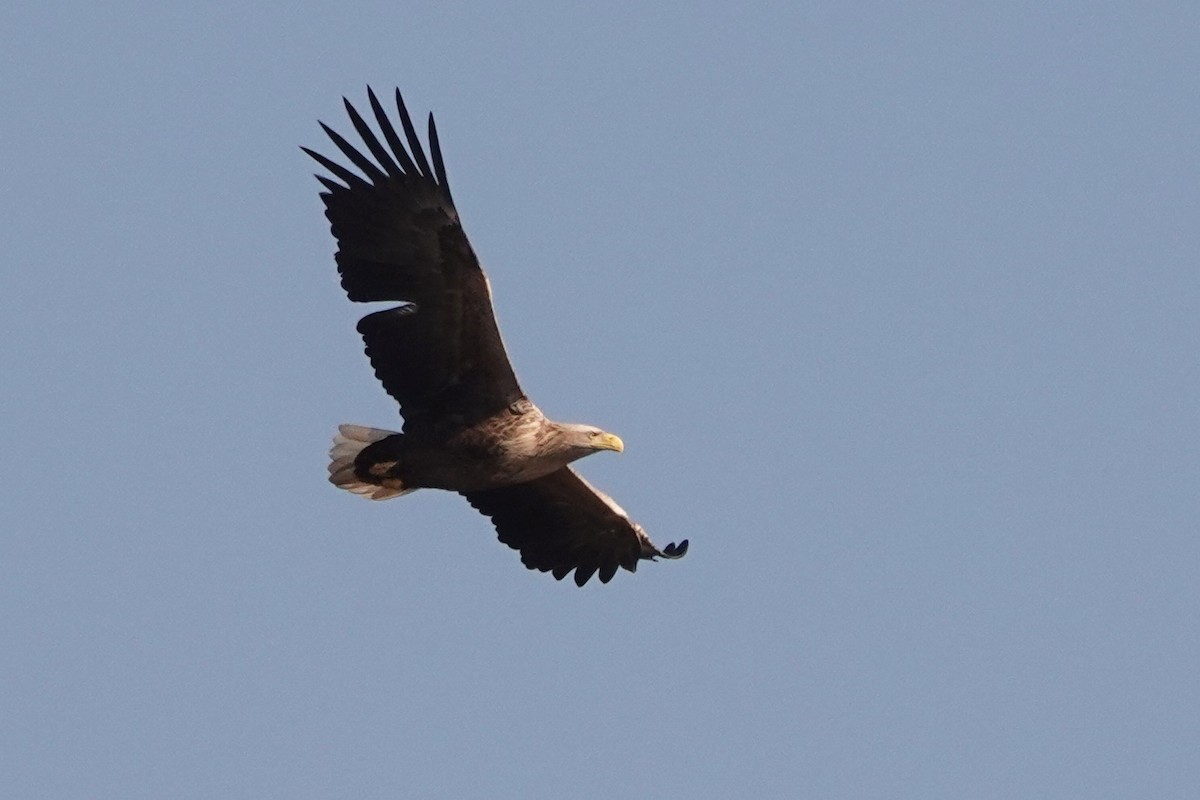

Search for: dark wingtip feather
xmin=369 ymin=87 xmax=419 ymax=176
xmin=319 ymin=122 xmax=387 ymax=183
xmin=427 ymin=112 xmax=455 ymax=207
xmin=598 ymin=561 xmax=619 ymax=584
xmin=315 ymin=175 xmax=343 ymax=194
xmin=308 ymin=88 xmax=453 ymax=205
xmin=662 ymin=540 xmax=689 ymax=559
xmin=395 ymin=88 xmax=434 ymax=179
xmin=342 ymin=95 xmax=402 ymax=178
xmin=301 ymin=146 xmax=368 ymax=189
xmin=573 ymin=565 xmax=597 ymax=587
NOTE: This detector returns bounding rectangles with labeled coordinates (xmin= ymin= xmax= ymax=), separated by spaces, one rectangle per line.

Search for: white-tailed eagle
xmin=304 ymin=88 xmax=687 ymax=586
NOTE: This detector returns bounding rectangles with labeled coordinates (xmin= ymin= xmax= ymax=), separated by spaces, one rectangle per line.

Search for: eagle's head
xmin=556 ymin=424 xmax=624 ymax=458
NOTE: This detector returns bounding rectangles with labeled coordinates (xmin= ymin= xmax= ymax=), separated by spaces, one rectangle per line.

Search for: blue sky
xmin=3 ymin=2 xmax=1198 ymax=797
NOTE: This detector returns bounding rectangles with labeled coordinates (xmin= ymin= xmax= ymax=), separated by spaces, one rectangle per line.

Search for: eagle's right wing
xmin=305 ymin=88 xmax=524 ymax=431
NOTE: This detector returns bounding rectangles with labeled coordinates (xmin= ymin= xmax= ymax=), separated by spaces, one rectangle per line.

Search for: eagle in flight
xmin=304 ymin=88 xmax=688 ymax=586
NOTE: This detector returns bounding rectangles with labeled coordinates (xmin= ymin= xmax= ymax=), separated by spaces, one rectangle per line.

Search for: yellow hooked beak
xmin=595 ymin=432 xmax=624 ymax=453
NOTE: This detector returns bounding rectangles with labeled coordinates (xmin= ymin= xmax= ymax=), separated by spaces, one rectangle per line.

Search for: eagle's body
xmin=334 ymin=401 xmax=610 ymax=495
xmin=305 ymin=88 xmax=687 ymax=586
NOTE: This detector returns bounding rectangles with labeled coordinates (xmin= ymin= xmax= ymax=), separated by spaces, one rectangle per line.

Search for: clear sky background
xmin=3 ymin=2 xmax=1197 ymax=798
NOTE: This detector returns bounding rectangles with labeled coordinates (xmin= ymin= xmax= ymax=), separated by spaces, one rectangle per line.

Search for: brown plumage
xmin=305 ymin=88 xmax=687 ymax=586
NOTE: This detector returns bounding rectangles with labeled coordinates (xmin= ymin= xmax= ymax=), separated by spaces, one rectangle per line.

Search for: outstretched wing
xmin=462 ymin=468 xmax=688 ymax=586
xmin=304 ymin=88 xmax=524 ymax=430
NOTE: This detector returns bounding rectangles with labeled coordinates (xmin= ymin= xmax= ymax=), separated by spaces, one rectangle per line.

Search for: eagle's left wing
xmin=463 ymin=468 xmax=688 ymax=586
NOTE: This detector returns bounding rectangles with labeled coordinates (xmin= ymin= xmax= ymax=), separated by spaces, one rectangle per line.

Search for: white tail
xmin=327 ymin=424 xmax=412 ymax=500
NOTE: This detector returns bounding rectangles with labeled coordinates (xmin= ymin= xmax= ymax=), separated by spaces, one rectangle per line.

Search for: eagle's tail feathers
xmin=327 ymin=424 xmax=413 ymax=501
